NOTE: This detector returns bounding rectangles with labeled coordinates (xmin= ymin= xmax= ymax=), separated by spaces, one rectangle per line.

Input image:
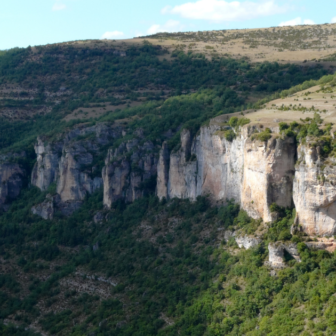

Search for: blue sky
xmin=1 ymin=0 xmax=336 ymax=50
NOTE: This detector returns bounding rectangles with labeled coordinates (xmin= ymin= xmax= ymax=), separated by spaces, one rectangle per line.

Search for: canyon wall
xmin=293 ymin=141 xmax=336 ymax=236
xmin=157 ymin=121 xmax=296 ymax=224
xmin=102 ymin=138 xmax=158 ymax=208
xmin=26 ymin=116 xmax=336 ymax=238
xmin=31 ymin=122 xmax=123 ymax=215
xmin=30 ymin=122 xmax=158 ymax=216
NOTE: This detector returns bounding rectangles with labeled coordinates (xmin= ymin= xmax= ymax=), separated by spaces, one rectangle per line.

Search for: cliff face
xmin=102 ymin=138 xmax=158 ymax=208
xmin=293 ymin=142 xmax=336 ymax=236
xmin=31 ymin=123 xmax=122 ymax=216
xmin=31 ymin=122 xmax=159 ymax=216
xmin=157 ymin=123 xmax=296 ymax=224
xmin=28 ymin=116 xmax=336 ymax=237
xmin=242 ymin=135 xmax=296 ymax=222
xmin=57 ymin=141 xmax=102 ymax=203
xmin=31 ymin=137 xmax=62 ymax=191
xmin=166 ymin=129 xmax=198 ymax=199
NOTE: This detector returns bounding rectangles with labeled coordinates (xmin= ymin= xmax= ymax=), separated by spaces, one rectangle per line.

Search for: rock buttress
xmin=293 ymin=141 xmax=336 ymax=236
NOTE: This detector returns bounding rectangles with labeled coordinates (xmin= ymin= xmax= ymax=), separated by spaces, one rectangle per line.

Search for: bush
xmin=252 ymin=128 xmax=272 ymax=141
xmin=224 ymin=129 xmax=236 ymax=142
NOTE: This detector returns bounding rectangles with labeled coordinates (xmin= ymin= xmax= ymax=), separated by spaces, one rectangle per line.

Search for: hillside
xmin=144 ymin=23 xmax=336 ymax=63
xmin=1 ymin=25 xmax=336 ymax=336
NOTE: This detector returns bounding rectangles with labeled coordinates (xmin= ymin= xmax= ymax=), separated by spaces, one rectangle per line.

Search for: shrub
xmin=224 ymin=129 xmax=236 ymax=142
xmin=252 ymin=128 xmax=272 ymax=141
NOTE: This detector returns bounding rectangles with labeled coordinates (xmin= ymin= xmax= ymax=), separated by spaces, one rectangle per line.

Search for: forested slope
xmin=0 ymin=39 xmax=336 ymax=336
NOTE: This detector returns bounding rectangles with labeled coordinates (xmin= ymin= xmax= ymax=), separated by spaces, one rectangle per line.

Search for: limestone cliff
xmin=31 ymin=123 xmax=122 ymax=215
xmin=103 ymin=138 xmax=158 ymax=208
xmin=157 ymin=121 xmax=296 ymax=224
xmin=27 ymin=114 xmax=336 ymax=238
xmin=31 ymin=137 xmax=62 ymax=191
xmin=293 ymin=141 xmax=336 ymax=236
xmin=241 ymin=134 xmax=296 ymax=222
xmin=57 ymin=141 xmax=102 ymax=203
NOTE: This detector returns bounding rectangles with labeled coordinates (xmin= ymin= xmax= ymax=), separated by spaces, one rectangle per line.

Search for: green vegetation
xmin=148 ymin=24 xmax=336 ymax=52
xmin=0 ymin=44 xmax=331 ymax=153
xmin=1 ymin=189 xmax=336 ymax=335
xmin=251 ymin=127 xmax=272 ymax=142
xmin=220 ymin=117 xmax=250 ymax=142
xmin=224 ymin=129 xmax=236 ymax=142
xmin=228 ymin=116 xmax=250 ymax=128
xmin=1 ymin=40 xmax=336 ymax=336
xmin=277 ymin=113 xmax=336 ymax=158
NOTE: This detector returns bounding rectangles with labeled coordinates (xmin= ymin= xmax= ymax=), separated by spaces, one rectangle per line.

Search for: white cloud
xmin=332 ymin=16 xmax=336 ymax=23
xmin=147 ymin=20 xmax=183 ymax=35
xmin=162 ymin=0 xmax=288 ymax=23
xmin=279 ymin=17 xmax=315 ymax=26
xmin=52 ymin=2 xmax=66 ymax=11
xmin=101 ymin=31 xmax=124 ymax=39
xmin=303 ymin=19 xmax=315 ymax=25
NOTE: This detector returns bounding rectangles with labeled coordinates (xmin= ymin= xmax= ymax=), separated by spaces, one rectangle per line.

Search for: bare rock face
xmin=156 ymin=142 xmax=170 ymax=199
xmin=167 ymin=129 xmax=198 ymax=199
xmin=157 ymin=122 xmax=296 ymax=224
xmin=293 ymin=142 xmax=336 ymax=236
xmin=31 ymin=137 xmax=61 ymax=191
xmin=57 ymin=142 xmax=102 ymax=202
xmin=31 ymin=123 xmax=122 ymax=216
xmin=241 ymin=136 xmax=296 ymax=222
xmin=267 ymin=242 xmax=286 ymax=268
xmin=157 ymin=126 xmax=246 ymax=202
xmin=267 ymin=242 xmax=301 ymax=268
xmin=103 ymin=138 xmax=158 ymax=208
xmin=31 ymin=194 xmax=59 ymax=220
xmin=195 ymin=125 xmax=245 ymax=202
xmin=306 ymin=240 xmax=336 ymax=253
xmin=0 ymin=161 xmax=25 ymax=211
xmin=235 ymin=235 xmax=261 ymax=249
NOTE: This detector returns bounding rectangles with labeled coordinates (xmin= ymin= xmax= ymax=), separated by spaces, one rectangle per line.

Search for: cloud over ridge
xmin=147 ymin=20 xmax=183 ymax=35
xmin=162 ymin=0 xmax=288 ymax=22
xmin=279 ymin=17 xmax=315 ymax=27
xmin=101 ymin=31 xmax=124 ymax=39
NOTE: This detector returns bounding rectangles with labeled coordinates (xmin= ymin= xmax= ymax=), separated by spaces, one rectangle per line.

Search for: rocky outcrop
xmin=31 ymin=137 xmax=61 ymax=191
xmin=267 ymin=242 xmax=301 ymax=268
xmin=157 ymin=121 xmax=296 ymax=223
xmin=235 ymin=235 xmax=261 ymax=249
xmin=57 ymin=141 xmax=103 ymax=203
xmin=166 ymin=129 xmax=198 ymax=199
xmin=304 ymin=237 xmax=336 ymax=253
xmin=156 ymin=142 xmax=170 ymax=199
xmin=103 ymin=138 xmax=158 ymax=208
xmin=293 ymin=141 xmax=336 ymax=236
xmin=31 ymin=194 xmax=59 ymax=220
xmin=267 ymin=242 xmax=286 ymax=268
xmin=241 ymin=135 xmax=296 ymax=222
xmin=0 ymin=153 xmax=26 ymax=211
xmin=31 ymin=123 xmax=122 ymax=216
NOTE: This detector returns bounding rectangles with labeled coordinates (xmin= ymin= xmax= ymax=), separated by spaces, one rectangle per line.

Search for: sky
xmin=1 ymin=0 xmax=336 ymax=50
